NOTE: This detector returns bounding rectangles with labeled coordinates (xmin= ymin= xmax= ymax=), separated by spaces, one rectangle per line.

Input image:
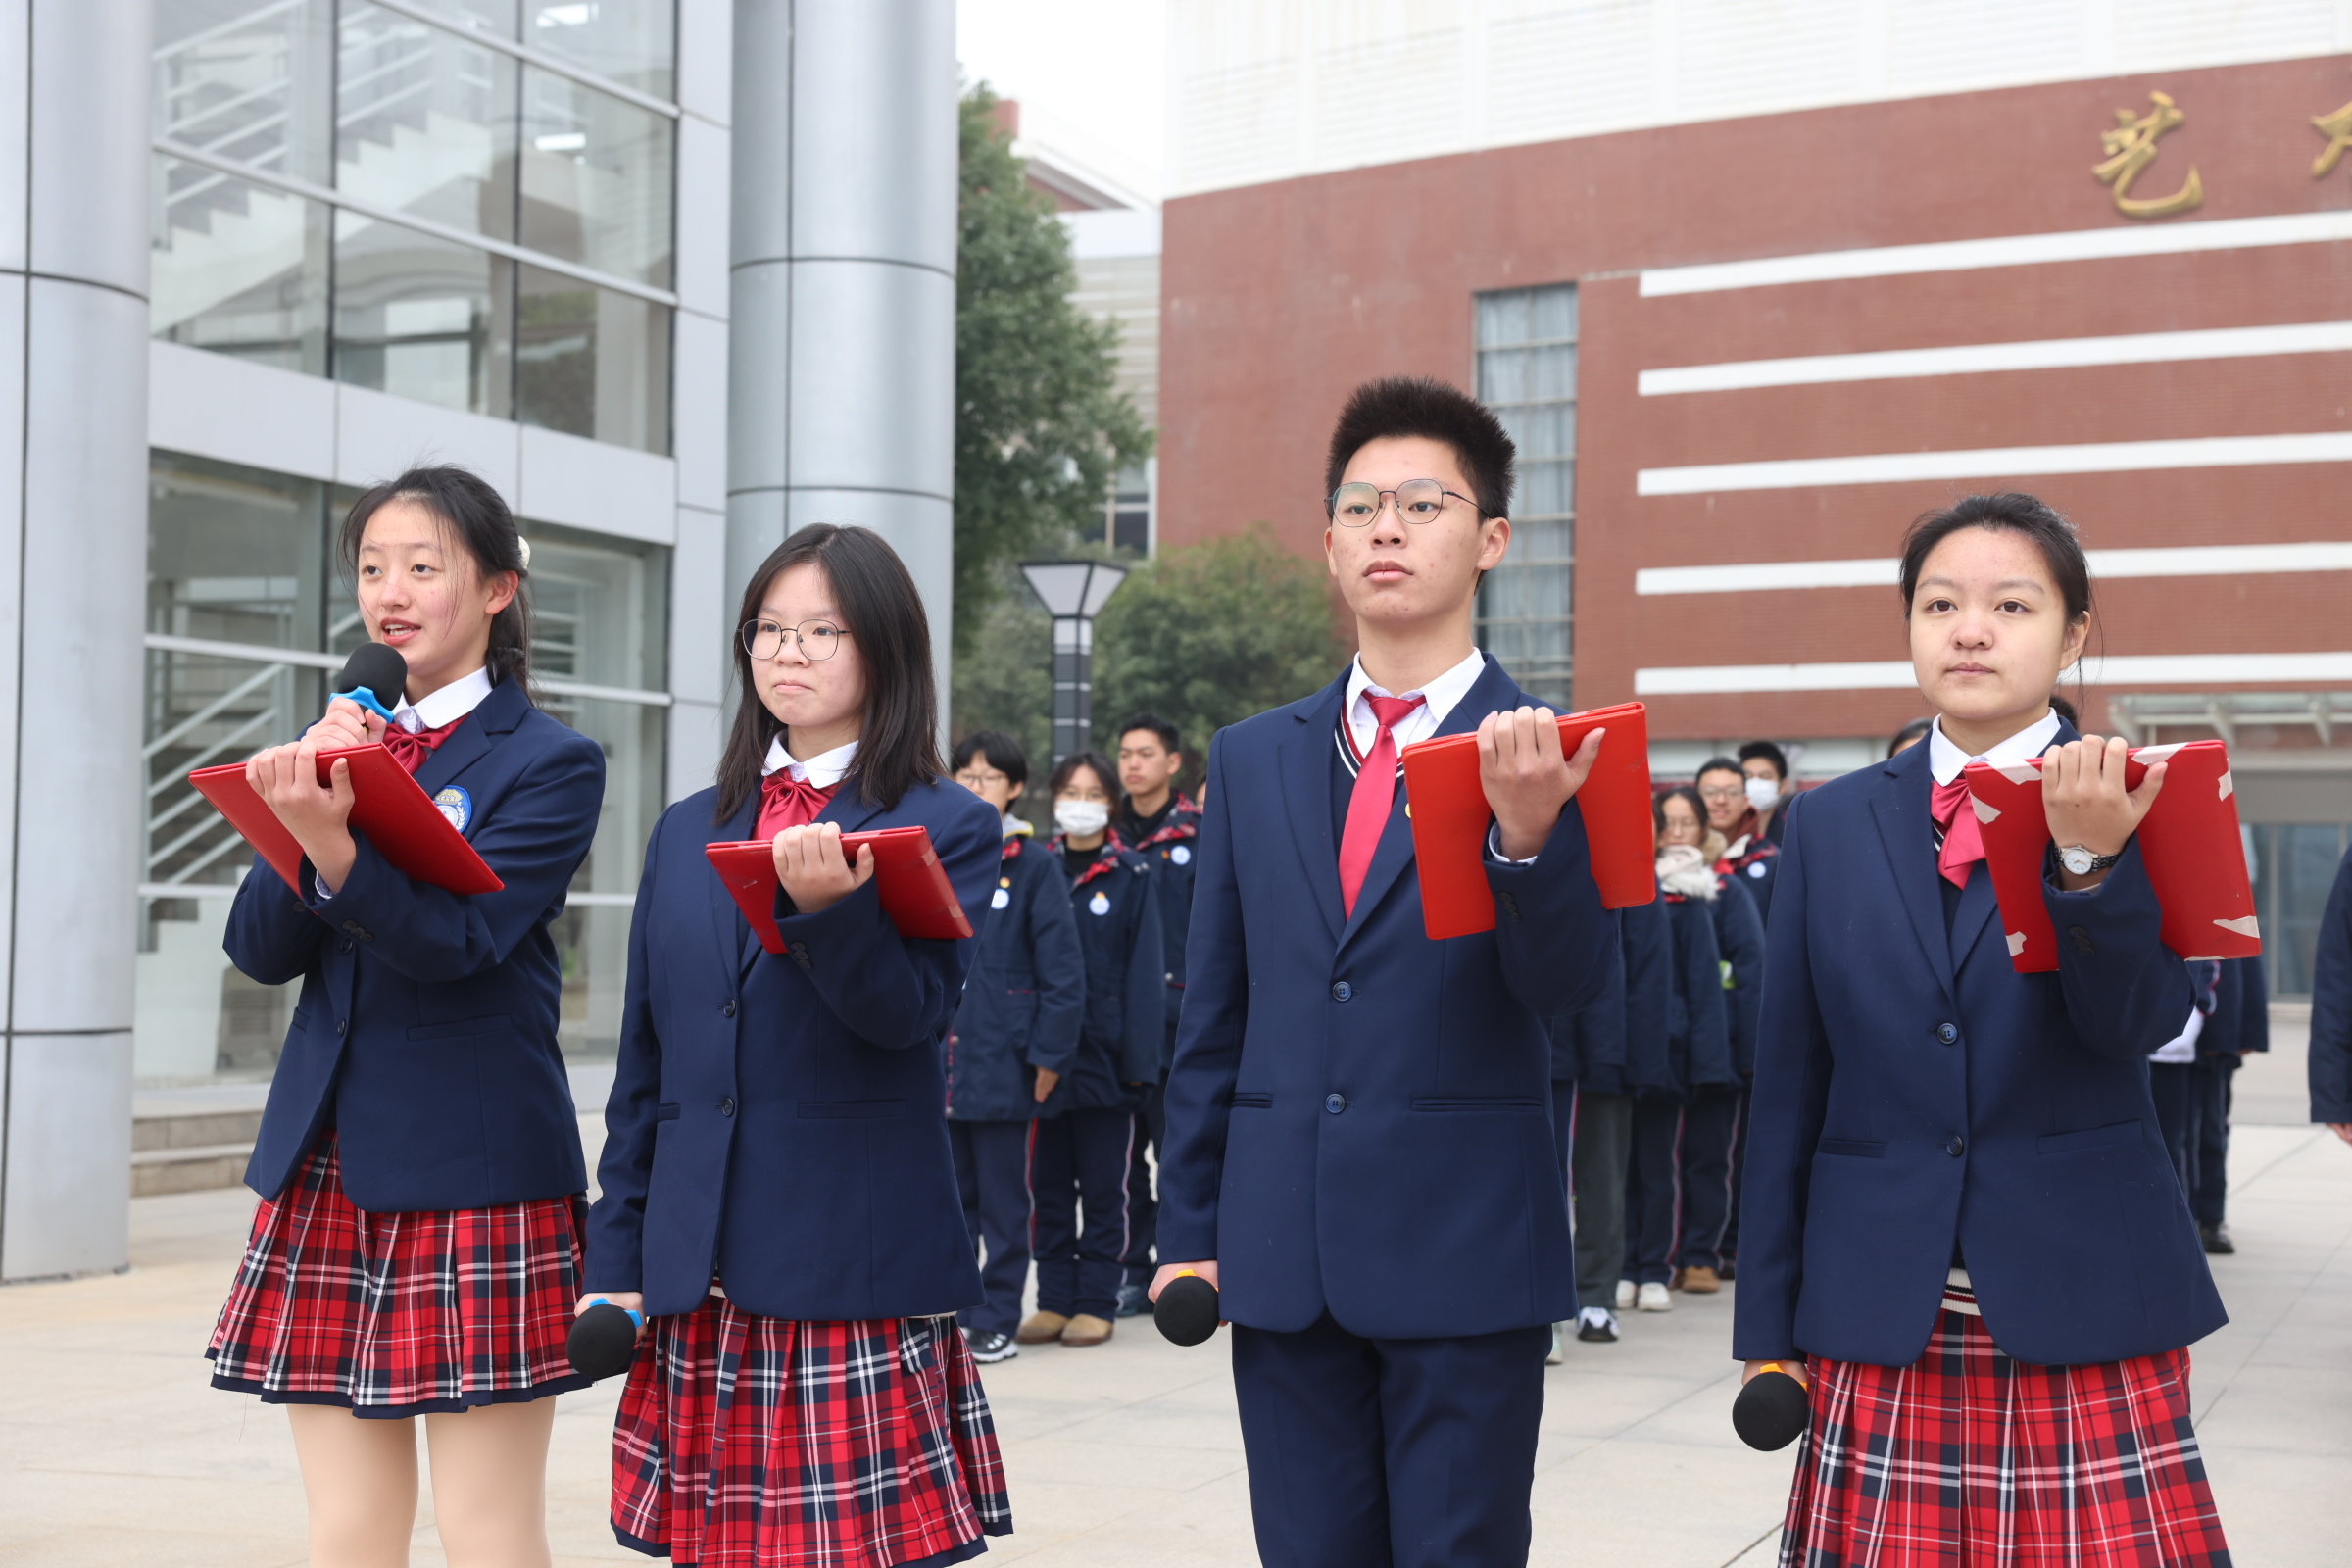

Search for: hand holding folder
xmin=707 ymin=825 xmax=973 ymax=952
xmin=1963 ymin=738 xmax=2259 ymax=973
xmin=1399 ymin=702 xmax=1657 ymax=942
xmin=188 ymin=746 xmax=503 ymax=897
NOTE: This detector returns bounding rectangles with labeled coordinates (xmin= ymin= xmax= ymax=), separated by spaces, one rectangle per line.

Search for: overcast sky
xmin=957 ymin=0 xmax=1167 ymax=201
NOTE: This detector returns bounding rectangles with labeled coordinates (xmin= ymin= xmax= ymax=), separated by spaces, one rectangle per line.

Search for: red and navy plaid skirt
xmin=1784 ymin=1305 xmax=2231 ymax=1566
xmin=207 ymin=1137 xmax=590 ymax=1419
xmin=612 ymin=1297 xmax=1012 ymax=1567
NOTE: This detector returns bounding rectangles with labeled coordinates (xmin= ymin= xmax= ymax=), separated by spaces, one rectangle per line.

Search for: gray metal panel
xmin=788 ymin=0 xmax=956 ymax=273
xmin=27 ymin=0 xmax=149 ymax=296
xmin=2235 ymin=769 xmax=2352 ymax=827
xmin=675 ymin=0 xmax=734 ymax=128
xmin=0 ymin=5 xmax=28 ymax=271
xmin=728 ymin=0 xmax=795 ymax=266
xmin=0 ymin=283 xmax=25 ymax=987
xmin=726 ymin=488 xmax=790 ymax=611
xmin=727 ymin=260 xmax=790 ymax=494
xmin=0 ymin=1032 xmax=131 ymax=1279
xmin=786 ymin=261 xmax=954 ymax=498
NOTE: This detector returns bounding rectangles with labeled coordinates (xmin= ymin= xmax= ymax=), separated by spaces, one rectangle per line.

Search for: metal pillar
xmin=1047 ymin=615 xmax=1092 ymax=766
xmin=0 ymin=0 xmax=151 ymax=1280
xmin=727 ymin=0 xmax=958 ymax=711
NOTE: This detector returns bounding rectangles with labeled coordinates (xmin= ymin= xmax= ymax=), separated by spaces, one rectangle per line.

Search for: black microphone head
xmin=1154 ymin=1274 xmax=1221 ymax=1347
xmin=335 ymin=642 xmax=408 ymax=704
xmin=1732 ymin=1369 xmax=1810 ymax=1451
xmin=567 ymin=1302 xmax=642 ymax=1381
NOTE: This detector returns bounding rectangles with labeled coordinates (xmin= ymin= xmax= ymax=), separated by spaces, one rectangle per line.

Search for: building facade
xmin=1157 ymin=2 xmax=2352 ymax=994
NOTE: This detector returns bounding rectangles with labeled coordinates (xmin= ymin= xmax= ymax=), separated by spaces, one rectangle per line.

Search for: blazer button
xmin=336 ymin=1019 xmax=348 ymax=1036
xmin=1499 ymin=891 xmax=1520 ymax=919
xmin=1325 ymin=1093 xmax=1347 ymax=1114
xmin=2068 ymin=925 xmax=2095 ymax=956
xmin=722 ymin=999 xmax=737 ymax=1018
xmin=1945 ymin=1136 xmax=1965 ymax=1157
xmin=1936 ymin=1022 xmax=1959 ymax=1045
xmin=339 ymin=939 xmax=354 ymax=956
xmin=720 ymin=1097 xmax=736 ymax=1117
xmin=1331 ymin=980 xmax=1353 ymax=1002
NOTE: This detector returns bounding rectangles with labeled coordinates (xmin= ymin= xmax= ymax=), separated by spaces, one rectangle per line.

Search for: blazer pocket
xmin=797 ymin=1099 xmax=906 ymax=1119
xmin=1228 ymin=1092 xmax=1272 ymax=1109
xmin=1816 ymin=1138 xmax=1886 ymax=1158
xmin=654 ymin=1102 xmax=681 ymax=1123
xmin=2038 ymin=1120 xmax=2142 ymax=1154
xmin=405 ymin=1013 xmax=512 ymax=1042
xmin=1410 ymin=1096 xmax=1544 ymax=1112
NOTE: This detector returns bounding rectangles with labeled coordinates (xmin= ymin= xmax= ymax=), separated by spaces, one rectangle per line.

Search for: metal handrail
xmin=142 ymin=661 xmax=284 ymax=760
xmin=152 ymin=0 xmax=311 ymax=64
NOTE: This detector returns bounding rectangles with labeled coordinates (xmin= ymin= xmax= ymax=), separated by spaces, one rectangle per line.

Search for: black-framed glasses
xmin=1327 ymin=479 xmax=1477 ymax=526
xmin=741 ymin=617 xmax=851 ymax=662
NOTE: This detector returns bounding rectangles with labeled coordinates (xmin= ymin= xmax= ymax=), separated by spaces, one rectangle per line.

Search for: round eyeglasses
xmin=741 ymin=617 xmax=851 ymax=662
xmin=1327 ymin=478 xmax=1477 ymax=526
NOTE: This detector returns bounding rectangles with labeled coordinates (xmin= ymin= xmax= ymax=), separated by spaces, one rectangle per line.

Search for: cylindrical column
xmin=0 ymin=0 xmax=152 ymax=1280
xmin=1050 ymin=616 xmax=1094 ymax=765
xmin=728 ymin=0 xmax=958 ymax=711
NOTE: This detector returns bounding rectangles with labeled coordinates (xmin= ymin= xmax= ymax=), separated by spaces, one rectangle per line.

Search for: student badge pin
xmin=991 ymin=887 xmax=1011 ymax=910
xmin=433 ymin=786 xmax=472 ymax=833
xmin=1170 ymin=844 xmax=1192 ymax=865
xmin=1089 ymin=890 xmax=1111 ymax=916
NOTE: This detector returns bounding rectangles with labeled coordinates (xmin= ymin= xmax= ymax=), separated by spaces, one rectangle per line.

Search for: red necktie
xmin=1338 ymin=693 xmax=1425 ymax=917
xmin=1930 ymin=777 xmax=1984 ymax=888
xmin=382 ymin=716 xmax=465 ymax=776
xmin=755 ymin=769 xmax=839 ymax=839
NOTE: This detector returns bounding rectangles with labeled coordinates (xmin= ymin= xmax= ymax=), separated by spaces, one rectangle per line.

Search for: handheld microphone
xmin=1732 ymin=1364 xmax=1810 ymax=1451
xmin=1154 ymin=1272 xmax=1222 ymax=1347
xmin=567 ymin=1298 xmax=645 ymax=1381
xmin=332 ymin=643 xmax=409 ymax=725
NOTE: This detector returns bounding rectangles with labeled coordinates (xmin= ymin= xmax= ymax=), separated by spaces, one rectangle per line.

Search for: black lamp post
xmin=1019 ymin=559 xmax=1130 ymax=765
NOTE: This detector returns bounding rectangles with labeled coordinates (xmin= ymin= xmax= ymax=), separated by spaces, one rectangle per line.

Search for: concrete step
xmin=131 ymin=1142 xmax=252 ymax=1197
xmin=132 ymin=1107 xmax=264 ymax=1152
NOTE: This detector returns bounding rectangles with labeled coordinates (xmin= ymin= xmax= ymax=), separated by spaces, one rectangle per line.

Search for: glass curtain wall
xmin=138 ymin=452 xmax=670 ymax=1086
xmin=1474 ymin=285 xmax=1578 ymax=708
xmin=152 ymin=0 xmax=676 ymax=454
xmin=2251 ymin=821 xmax=2347 ymax=997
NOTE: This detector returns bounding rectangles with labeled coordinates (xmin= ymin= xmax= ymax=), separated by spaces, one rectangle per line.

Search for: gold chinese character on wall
xmin=2315 ymin=99 xmax=2352 ymax=178
xmin=2093 ymin=91 xmax=2203 ymax=219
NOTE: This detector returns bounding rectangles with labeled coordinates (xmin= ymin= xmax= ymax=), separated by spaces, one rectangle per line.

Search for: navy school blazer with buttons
xmin=584 ymin=772 xmax=1003 ymax=1321
xmin=1733 ymin=729 xmax=2224 ymax=1369
xmin=1709 ymin=871 xmax=1767 ymax=1081
xmin=1156 ymin=656 xmax=1616 ymax=1341
xmin=945 ymin=834 xmax=1085 ymax=1122
xmin=227 ymin=677 xmax=607 ymax=1212
xmin=1037 ymin=836 xmax=1164 ymax=1115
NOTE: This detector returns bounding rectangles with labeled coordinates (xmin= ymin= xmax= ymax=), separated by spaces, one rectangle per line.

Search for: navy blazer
xmin=1127 ymin=798 xmax=1201 ymax=1059
xmin=1038 ymin=835 xmax=1164 ymax=1114
xmin=1710 ymin=871 xmax=1768 ymax=1081
xmin=228 ymin=678 xmax=606 ymax=1211
xmin=585 ymin=773 xmax=1002 ymax=1321
xmin=1158 ymin=657 xmax=1615 ymax=1340
xmin=2309 ymin=847 xmax=2352 ymax=1123
xmin=1550 ymin=896 xmax=1674 ymax=1098
xmin=945 ymin=834 xmax=1085 ymax=1122
xmin=2200 ymin=955 xmax=2266 ymax=1060
xmin=1657 ymin=891 xmax=1733 ymax=1099
xmin=1734 ymin=733 xmax=2223 ymax=1369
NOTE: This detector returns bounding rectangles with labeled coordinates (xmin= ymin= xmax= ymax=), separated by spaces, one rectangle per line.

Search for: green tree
xmin=954 ymin=84 xmax=1150 ymax=658
xmin=1092 ymin=529 xmax=1345 ymax=786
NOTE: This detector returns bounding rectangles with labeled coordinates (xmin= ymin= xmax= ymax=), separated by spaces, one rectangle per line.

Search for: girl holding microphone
xmin=583 ymin=524 xmax=1011 ymax=1568
xmin=209 ymin=466 xmax=607 ymax=1565
xmin=1735 ymin=493 xmax=2230 ymax=1562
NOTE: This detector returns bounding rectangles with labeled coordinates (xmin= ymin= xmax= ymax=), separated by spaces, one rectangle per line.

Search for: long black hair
xmin=1898 ymin=491 xmax=2094 ymax=708
xmin=714 ymin=524 xmax=944 ymax=822
xmin=339 ymin=466 xmax=533 ymax=697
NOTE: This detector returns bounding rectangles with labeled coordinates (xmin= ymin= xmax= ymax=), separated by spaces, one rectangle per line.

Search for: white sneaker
xmin=1637 ymin=1281 xmax=1673 ymax=1312
xmin=1545 ymin=1323 xmax=1565 ymax=1365
xmin=1614 ymin=1279 xmax=1636 ymax=1310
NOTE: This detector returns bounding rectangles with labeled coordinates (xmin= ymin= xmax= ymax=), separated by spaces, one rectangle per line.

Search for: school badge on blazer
xmin=1089 ymin=890 xmax=1111 ymax=916
xmin=433 ymin=785 xmax=472 ymax=833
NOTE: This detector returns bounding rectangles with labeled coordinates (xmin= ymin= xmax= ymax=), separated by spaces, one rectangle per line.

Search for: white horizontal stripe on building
xmin=141 ymin=634 xmax=674 ymax=708
xmin=1636 ymin=542 xmax=2352 ymax=596
xmin=1637 ymin=432 xmax=2352 ymax=497
xmin=1639 ymin=321 xmax=2352 ymax=396
xmin=1634 ymin=653 xmax=2352 ymax=696
xmin=1638 ymin=211 xmax=2352 ymax=298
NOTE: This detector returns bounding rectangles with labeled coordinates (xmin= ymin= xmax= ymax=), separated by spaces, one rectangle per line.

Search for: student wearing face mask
xmin=1698 ymin=757 xmax=1780 ymax=924
xmin=1017 ymin=751 xmax=1164 ymax=1349
xmin=1739 ymin=742 xmax=1792 ymax=847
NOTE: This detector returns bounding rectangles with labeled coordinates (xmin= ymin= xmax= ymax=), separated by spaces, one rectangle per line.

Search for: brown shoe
xmin=1679 ymin=1265 xmax=1723 ymax=1295
xmin=1015 ymin=1311 xmax=1069 ymax=1345
xmin=1059 ymin=1313 xmax=1115 ymax=1347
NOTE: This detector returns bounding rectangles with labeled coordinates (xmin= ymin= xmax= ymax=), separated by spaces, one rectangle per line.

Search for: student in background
xmin=1886 ymin=717 xmax=1934 ymax=759
xmin=1697 ymin=756 xmax=1779 ymax=923
xmin=1020 ymin=751 xmax=1163 ymax=1349
xmin=2192 ymin=956 xmax=2267 ymax=1253
xmin=945 ymin=730 xmax=1087 ymax=1364
xmin=2315 ymin=845 xmax=2352 ymax=1147
xmin=1738 ymin=741 xmax=1793 ymax=845
xmin=1620 ymin=790 xmax=1734 ymax=1314
xmin=1111 ymin=712 xmax=1201 ymax=1317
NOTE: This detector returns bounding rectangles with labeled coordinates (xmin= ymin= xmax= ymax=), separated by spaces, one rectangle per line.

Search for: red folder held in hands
xmin=188 ymin=747 xmax=504 ymax=896
xmin=706 ymin=825 xmax=974 ymax=953
xmin=1399 ymin=701 xmax=1657 ymax=942
xmin=1963 ymin=739 xmax=2259 ymax=974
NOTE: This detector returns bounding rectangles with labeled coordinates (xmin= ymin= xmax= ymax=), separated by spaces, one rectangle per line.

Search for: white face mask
xmin=1054 ymin=800 xmax=1110 ymax=838
xmin=1744 ymin=776 xmax=1781 ymax=811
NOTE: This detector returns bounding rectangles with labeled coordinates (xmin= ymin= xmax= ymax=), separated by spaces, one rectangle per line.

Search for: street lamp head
xmin=1021 ymin=559 xmax=1130 ymax=619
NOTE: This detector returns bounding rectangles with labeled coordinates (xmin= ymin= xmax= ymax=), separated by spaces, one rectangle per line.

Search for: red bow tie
xmin=383 ymin=716 xmax=465 ymax=776
xmin=1929 ymin=777 xmax=1985 ymax=888
xmin=756 ymin=770 xmax=839 ymax=839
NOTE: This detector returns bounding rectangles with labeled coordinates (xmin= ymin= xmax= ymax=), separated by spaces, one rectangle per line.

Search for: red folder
xmin=1963 ymin=739 xmax=2259 ymax=974
xmin=706 ymin=825 xmax=974 ymax=952
xmin=1399 ymin=701 xmax=1657 ymax=942
xmin=188 ymin=747 xmax=504 ymax=896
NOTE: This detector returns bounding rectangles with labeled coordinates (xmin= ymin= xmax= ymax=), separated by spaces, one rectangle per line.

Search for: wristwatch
xmin=2058 ymin=844 xmax=2122 ymax=876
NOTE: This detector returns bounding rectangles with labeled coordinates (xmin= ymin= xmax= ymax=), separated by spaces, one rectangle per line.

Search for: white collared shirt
xmin=393 ymin=665 xmax=494 ymax=733
xmin=762 ymin=734 xmax=859 ymax=789
xmin=1927 ymin=709 xmax=2062 ymax=788
xmin=1343 ymin=647 xmax=1488 ymax=758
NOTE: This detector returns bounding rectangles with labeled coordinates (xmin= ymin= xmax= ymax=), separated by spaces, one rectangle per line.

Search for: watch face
xmin=2061 ymin=847 xmax=2094 ymax=874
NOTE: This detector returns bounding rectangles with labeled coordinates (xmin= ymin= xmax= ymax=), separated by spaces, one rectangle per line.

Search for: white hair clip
xmin=516 ymin=537 xmax=532 ymax=570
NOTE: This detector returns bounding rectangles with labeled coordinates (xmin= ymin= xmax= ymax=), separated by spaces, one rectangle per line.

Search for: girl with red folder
xmin=582 ymin=525 xmax=1010 ymax=1568
xmin=209 ymin=467 xmax=607 ymax=1563
xmin=1736 ymin=493 xmax=2230 ymax=1564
